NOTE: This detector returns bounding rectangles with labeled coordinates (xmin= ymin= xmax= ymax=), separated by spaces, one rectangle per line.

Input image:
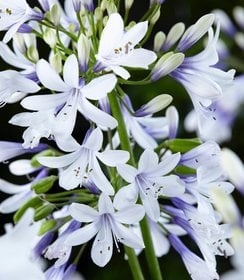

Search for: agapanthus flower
xmin=66 ymin=193 xmax=145 ymax=267
xmin=114 ymin=149 xmax=185 ymax=221
xmin=169 ymin=234 xmax=219 ymax=280
xmin=95 ymin=13 xmax=157 ymax=79
xmin=38 ymin=128 xmax=129 ymax=195
xmin=10 ymin=54 xmax=117 ymax=150
xmin=0 ymin=0 xmax=43 ymax=43
xmin=171 ymin=16 xmax=235 ymax=137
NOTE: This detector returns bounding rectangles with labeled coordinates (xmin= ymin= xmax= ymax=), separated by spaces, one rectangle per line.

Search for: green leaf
xmin=175 ymin=165 xmax=196 ymax=175
xmin=14 ymin=196 xmax=43 ymax=224
xmin=32 ymin=175 xmax=58 ymax=194
xmin=164 ymin=138 xmax=202 ymax=153
xmin=34 ymin=204 xmax=56 ymax=221
xmin=38 ymin=219 xmax=57 ymax=236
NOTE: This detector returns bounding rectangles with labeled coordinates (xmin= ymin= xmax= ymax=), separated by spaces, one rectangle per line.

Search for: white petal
xmin=138 ymin=149 xmax=158 ymax=173
xmin=0 ymin=192 xmax=32 ymax=213
xmin=90 ymin=159 xmax=115 ymax=195
xmin=118 ymin=48 xmax=157 ymax=68
xmin=59 ymin=155 xmax=88 ymax=190
xmin=112 ymin=221 xmax=144 ymax=249
xmin=98 ymin=193 xmax=114 ymax=214
xmin=82 ymin=74 xmax=117 ymax=100
xmin=54 ymin=134 xmax=80 ymax=152
xmin=83 ymin=128 xmax=103 ymax=151
xmin=140 ymin=192 xmax=160 ymax=222
xmin=117 ymin=164 xmax=137 ymax=183
xmin=121 ymin=21 xmax=148 ymax=46
xmin=113 ymin=183 xmax=138 ymax=210
xmin=9 ymin=159 xmax=38 ymax=175
xmin=149 ymin=152 xmax=181 ymax=177
xmin=154 ymin=175 xmax=185 ymax=197
xmin=65 ymin=222 xmax=99 ymax=246
xmin=10 ymin=73 xmax=40 ymax=93
xmin=21 ymin=92 xmax=69 ymax=110
xmin=38 ymin=151 xmax=80 ymax=168
xmin=0 ymin=179 xmax=30 ymax=194
xmin=150 ymin=222 xmax=170 ymax=257
xmin=114 ymin=205 xmax=145 ymax=224
xmin=0 ymin=42 xmax=30 ymax=69
xmin=63 ymin=54 xmax=79 ymax=88
xmin=3 ymin=22 xmax=24 ymax=43
xmin=130 ymin=117 xmax=158 ymax=149
xmin=36 ymin=59 xmax=71 ymax=92
xmin=98 ymin=13 xmax=124 ymax=56
xmin=91 ymin=223 xmax=113 ymax=267
xmin=69 ymin=203 xmax=99 ymax=222
xmin=79 ymin=97 xmax=117 ymax=129
xmin=97 ymin=150 xmax=130 ymax=166
xmin=109 ymin=65 xmax=130 ymax=80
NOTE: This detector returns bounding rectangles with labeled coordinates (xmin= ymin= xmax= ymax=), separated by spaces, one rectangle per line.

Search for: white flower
xmin=114 ymin=149 xmax=184 ymax=221
xmin=95 ymin=13 xmax=157 ymax=79
xmin=0 ymin=209 xmax=44 ymax=279
xmin=10 ymin=54 xmax=117 ymax=150
xmin=0 ymin=0 xmax=43 ymax=43
xmin=171 ymin=20 xmax=235 ymax=137
xmin=169 ymin=234 xmax=219 ymax=280
xmin=38 ymin=128 xmax=130 ymax=195
xmin=66 ymin=193 xmax=145 ymax=267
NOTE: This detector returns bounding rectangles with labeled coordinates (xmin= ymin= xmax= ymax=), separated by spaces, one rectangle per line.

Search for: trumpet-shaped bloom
xmin=114 ymin=149 xmax=185 ymax=221
xmin=0 ymin=0 xmax=43 ymax=43
xmin=169 ymin=234 xmax=219 ymax=280
xmin=95 ymin=13 xmax=157 ymax=79
xmin=38 ymin=128 xmax=129 ymax=195
xmin=66 ymin=193 xmax=145 ymax=267
xmin=171 ymin=21 xmax=235 ymax=137
xmin=173 ymin=197 xmax=234 ymax=269
xmin=10 ymin=55 xmax=117 ymax=150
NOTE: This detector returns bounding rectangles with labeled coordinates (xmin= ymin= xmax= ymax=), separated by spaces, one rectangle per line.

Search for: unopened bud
xmin=27 ymin=46 xmax=39 ymax=63
xmin=77 ymin=34 xmax=90 ymax=72
xmin=125 ymin=0 xmax=134 ymax=10
xmin=151 ymin=52 xmax=185 ymax=81
xmin=154 ymin=31 xmax=166 ymax=52
xmin=107 ymin=2 xmax=117 ymax=15
xmin=151 ymin=9 xmax=160 ymax=24
xmin=50 ymin=3 xmax=61 ymax=26
xmin=50 ymin=53 xmax=63 ymax=73
xmin=43 ymin=28 xmax=57 ymax=48
xmin=163 ymin=22 xmax=185 ymax=51
xmin=95 ymin=7 xmax=103 ymax=21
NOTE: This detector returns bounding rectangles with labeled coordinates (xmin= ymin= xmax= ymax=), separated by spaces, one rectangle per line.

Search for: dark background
xmin=1 ymin=0 xmax=244 ymax=279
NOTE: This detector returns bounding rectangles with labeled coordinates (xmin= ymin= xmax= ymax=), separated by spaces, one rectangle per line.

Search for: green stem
xmin=140 ymin=215 xmax=163 ymax=280
xmin=124 ymin=246 xmax=144 ymax=280
xmin=108 ymin=90 xmax=163 ymax=280
xmin=108 ymin=91 xmax=142 ymax=280
xmin=108 ymin=90 xmax=135 ymax=166
xmin=118 ymin=77 xmax=152 ymax=86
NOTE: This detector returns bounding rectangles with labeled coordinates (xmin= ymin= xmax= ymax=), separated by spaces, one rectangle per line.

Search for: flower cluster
xmin=0 ymin=1 xmax=242 ymax=280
